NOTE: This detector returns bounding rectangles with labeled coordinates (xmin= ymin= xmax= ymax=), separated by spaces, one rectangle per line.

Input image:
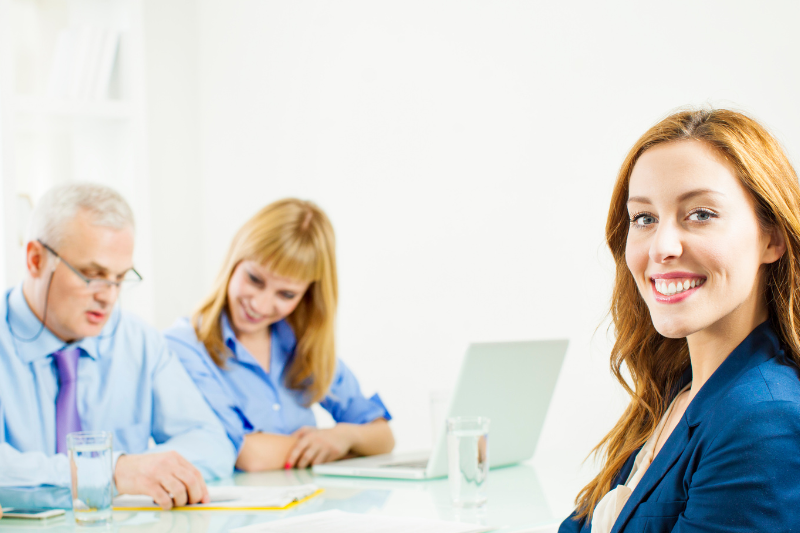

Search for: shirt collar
xmin=271 ymin=319 xmax=297 ymax=354
xmin=221 ymin=312 xmax=240 ymax=355
xmin=220 ymin=312 xmax=297 ymax=369
xmin=7 ymin=284 xmax=111 ymax=363
xmin=684 ymin=320 xmax=779 ymax=427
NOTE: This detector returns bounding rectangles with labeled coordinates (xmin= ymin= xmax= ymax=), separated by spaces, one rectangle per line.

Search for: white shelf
xmin=14 ymin=95 xmax=133 ymax=120
xmin=0 ymin=0 xmax=155 ymax=324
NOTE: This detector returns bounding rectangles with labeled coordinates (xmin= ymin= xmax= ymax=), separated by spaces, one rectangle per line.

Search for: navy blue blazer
xmin=559 ymin=321 xmax=800 ymax=533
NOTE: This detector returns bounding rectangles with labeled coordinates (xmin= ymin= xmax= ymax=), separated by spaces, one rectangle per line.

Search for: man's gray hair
xmin=28 ymin=183 xmax=135 ymax=249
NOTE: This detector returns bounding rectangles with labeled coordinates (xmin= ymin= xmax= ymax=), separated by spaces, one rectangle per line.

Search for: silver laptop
xmin=313 ymin=339 xmax=567 ymax=479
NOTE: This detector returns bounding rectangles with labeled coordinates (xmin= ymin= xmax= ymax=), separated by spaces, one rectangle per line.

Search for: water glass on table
xmin=447 ymin=416 xmax=490 ymax=507
xmin=68 ymin=431 xmax=114 ymax=525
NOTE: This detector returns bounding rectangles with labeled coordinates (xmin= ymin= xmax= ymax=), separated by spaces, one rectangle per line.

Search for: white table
xmin=0 ymin=464 xmax=561 ymax=532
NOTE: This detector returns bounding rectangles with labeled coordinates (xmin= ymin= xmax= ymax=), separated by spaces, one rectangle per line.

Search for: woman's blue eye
xmin=688 ymin=210 xmax=713 ymax=222
xmin=281 ymin=292 xmax=296 ymax=299
xmin=631 ymin=214 xmax=656 ymax=226
xmin=247 ymin=273 xmax=263 ymax=285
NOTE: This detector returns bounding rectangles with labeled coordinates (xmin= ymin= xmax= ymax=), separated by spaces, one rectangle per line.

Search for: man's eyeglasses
xmin=38 ymin=240 xmax=143 ymax=293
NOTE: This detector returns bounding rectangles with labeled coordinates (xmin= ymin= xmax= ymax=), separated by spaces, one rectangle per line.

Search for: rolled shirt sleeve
xmin=320 ymin=359 xmax=392 ymax=424
xmin=0 ymin=444 xmax=70 ymax=488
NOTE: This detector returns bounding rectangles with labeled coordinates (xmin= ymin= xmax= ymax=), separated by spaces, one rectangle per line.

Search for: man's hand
xmin=114 ymin=452 xmax=209 ymax=510
xmin=285 ymin=425 xmax=355 ymax=469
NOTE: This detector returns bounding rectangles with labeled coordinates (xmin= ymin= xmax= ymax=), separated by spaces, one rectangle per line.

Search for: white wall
xmin=141 ymin=1 xmax=800 ymax=516
xmin=143 ymin=0 xmax=206 ymax=327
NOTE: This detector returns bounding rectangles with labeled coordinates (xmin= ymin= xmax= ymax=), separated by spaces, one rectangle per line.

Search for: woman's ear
xmin=762 ymin=225 xmax=787 ymax=265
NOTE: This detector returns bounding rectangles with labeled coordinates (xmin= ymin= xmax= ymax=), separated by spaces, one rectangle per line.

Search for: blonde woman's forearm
xmin=347 ymin=418 xmax=395 ymax=456
xmin=235 ymin=432 xmax=298 ymax=472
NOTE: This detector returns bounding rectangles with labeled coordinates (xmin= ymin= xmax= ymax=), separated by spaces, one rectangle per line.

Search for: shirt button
xmin=272 ymin=404 xmax=281 ymax=411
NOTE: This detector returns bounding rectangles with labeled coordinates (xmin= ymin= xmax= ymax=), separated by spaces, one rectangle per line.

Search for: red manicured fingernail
xmin=284 ymin=462 xmax=292 ymax=469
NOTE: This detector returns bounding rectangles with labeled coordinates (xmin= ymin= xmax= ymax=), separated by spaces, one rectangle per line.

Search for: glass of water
xmin=67 ymin=431 xmax=113 ymax=525
xmin=447 ymin=416 xmax=490 ymax=507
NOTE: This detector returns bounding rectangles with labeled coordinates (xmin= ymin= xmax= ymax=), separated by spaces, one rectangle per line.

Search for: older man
xmin=0 ymin=183 xmax=235 ymax=509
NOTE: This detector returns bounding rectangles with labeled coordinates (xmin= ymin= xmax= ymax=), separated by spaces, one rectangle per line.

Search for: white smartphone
xmin=1 ymin=507 xmax=66 ymax=519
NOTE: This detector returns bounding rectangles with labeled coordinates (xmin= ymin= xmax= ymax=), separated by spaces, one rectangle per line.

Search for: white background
xmin=19 ymin=0 xmax=800 ymax=517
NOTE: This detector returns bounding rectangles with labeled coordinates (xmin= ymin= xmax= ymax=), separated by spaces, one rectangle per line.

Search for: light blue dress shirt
xmin=0 ymin=285 xmax=236 ymax=509
xmin=164 ymin=315 xmax=391 ymax=454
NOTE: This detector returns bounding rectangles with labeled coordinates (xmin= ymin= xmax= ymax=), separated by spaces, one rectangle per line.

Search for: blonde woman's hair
xmin=193 ymin=198 xmax=338 ymax=405
xmin=575 ymin=108 xmax=800 ymax=520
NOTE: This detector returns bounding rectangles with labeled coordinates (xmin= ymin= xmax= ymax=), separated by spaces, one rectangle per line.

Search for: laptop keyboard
xmin=381 ymin=459 xmax=429 ymax=469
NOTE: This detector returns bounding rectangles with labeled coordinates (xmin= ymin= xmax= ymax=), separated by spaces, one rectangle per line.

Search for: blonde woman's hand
xmin=285 ymin=425 xmax=355 ymax=469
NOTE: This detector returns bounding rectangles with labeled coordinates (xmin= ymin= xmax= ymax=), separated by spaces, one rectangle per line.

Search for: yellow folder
xmin=113 ymin=486 xmax=323 ymax=512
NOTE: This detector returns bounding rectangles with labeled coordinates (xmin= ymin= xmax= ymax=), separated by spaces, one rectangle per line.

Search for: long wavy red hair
xmin=575 ymin=108 xmax=800 ymax=520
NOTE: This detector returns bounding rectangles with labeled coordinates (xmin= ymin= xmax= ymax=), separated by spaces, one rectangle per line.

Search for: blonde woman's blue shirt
xmin=164 ymin=315 xmax=391 ymax=453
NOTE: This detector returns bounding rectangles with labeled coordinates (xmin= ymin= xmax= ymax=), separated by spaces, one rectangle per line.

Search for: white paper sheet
xmin=113 ymin=484 xmax=318 ymax=509
xmin=231 ymin=509 xmax=494 ymax=533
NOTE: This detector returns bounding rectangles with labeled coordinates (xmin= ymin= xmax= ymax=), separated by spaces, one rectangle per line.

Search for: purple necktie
xmin=53 ymin=347 xmax=82 ymax=454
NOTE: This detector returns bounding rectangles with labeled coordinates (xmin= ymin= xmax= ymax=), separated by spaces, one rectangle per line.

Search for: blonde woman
xmin=165 ymin=199 xmax=394 ymax=471
xmin=560 ymin=109 xmax=800 ymax=532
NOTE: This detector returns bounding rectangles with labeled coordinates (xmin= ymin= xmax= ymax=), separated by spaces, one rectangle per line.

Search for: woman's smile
xmin=240 ymin=301 xmax=269 ymax=323
xmin=649 ymin=272 xmax=706 ymax=303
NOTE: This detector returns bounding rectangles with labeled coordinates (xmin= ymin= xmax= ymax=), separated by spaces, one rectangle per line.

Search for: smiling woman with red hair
xmin=560 ymin=108 xmax=800 ymax=533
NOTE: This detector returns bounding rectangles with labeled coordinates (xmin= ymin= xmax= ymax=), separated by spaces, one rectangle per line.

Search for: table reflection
xmin=0 ymin=464 xmax=554 ymax=533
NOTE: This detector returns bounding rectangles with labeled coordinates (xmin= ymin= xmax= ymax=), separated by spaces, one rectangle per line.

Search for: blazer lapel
xmin=608 ymin=321 xmax=779 ymax=533
xmin=609 ymin=417 xmax=690 ymax=533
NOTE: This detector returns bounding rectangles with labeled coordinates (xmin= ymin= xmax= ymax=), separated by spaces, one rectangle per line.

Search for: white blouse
xmin=591 ymin=384 xmax=691 ymax=533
